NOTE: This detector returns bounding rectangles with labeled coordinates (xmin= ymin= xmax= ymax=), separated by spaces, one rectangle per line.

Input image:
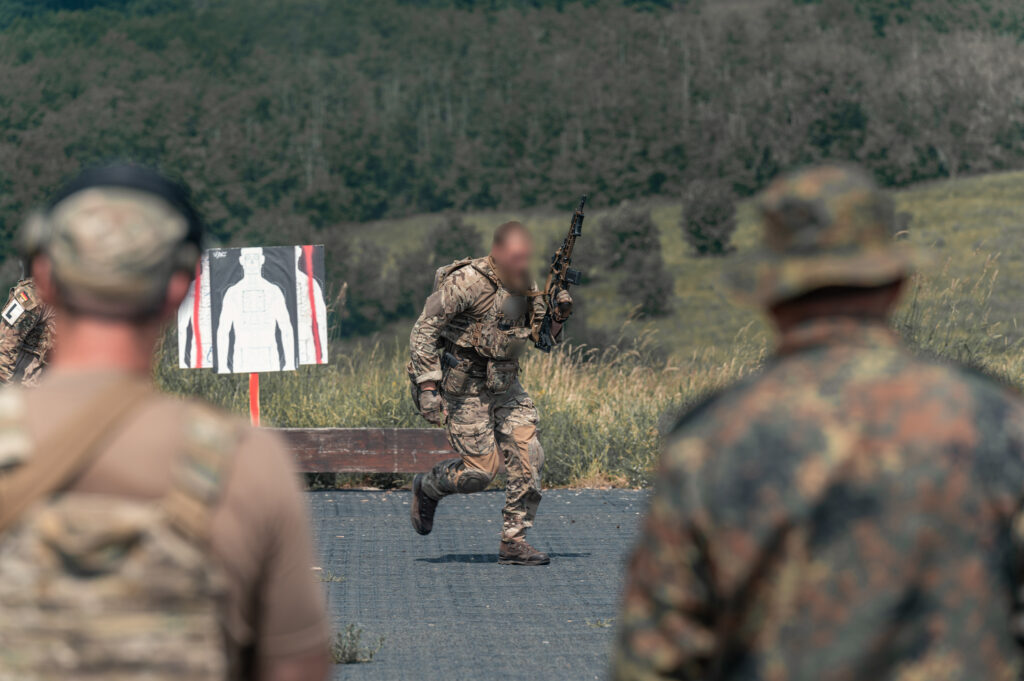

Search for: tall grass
xmin=154 ymin=254 xmax=1020 ymax=489
xmin=522 ymin=329 xmax=761 ymax=487
xmin=155 ymin=338 xmax=419 ymax=429
xmin=895 ymin=255 xmax=1024 ymax=386
xmin=153 ymin=327 xmax=760 ymax=488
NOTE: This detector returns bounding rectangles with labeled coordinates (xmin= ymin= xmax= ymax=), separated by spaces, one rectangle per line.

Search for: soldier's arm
xmin=1005 ymin=401 xmax=1024 ymax=651
xmin=37 ymin=302 xmax=56 ymax=361
xmin=262 ymin=653 xmax=329 ymax=681
xmin=231 ymin=429 xmax=330 ymax=680
xmin=0 ymin=288 xmax=24 ymax=383
xmin=612 ymin=443 xmax=717 ymax=681
xmin=409 ymin=271 xmax=478 ymax=387
xmin=532 ymin=289 xmax=568 ymax=346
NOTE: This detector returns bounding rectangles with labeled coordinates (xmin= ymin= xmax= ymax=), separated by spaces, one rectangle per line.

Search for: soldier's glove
xmin=418 ymin=389 xmax=444 ymax=426
xmin=553 ymin=290 xmax=574 ymax=322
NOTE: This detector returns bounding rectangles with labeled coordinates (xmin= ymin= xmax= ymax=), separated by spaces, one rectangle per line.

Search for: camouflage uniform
xmin=613 ymin=165 xmax=1024 ymax=681
xmin=409 ymin=256 xmax=548 ymax=542
xmin=0 ymin=279 xmax=56 ymax=387
xmin=0 ymin=167 xmax=328 ymax=679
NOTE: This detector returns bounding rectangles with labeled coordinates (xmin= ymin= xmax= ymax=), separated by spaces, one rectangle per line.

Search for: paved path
xmin=310 ymin=489 xmax=649 ymax=681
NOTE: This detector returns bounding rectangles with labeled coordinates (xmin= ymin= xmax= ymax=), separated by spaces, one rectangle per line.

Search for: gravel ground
xmin=309 ymin=488 xmax=649 ymax=681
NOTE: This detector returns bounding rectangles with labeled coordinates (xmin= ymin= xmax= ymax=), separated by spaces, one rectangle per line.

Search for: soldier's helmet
xmin=726 ymin=164 xmax=921 ymax=306
xmin=21 ymin=164 xmax=203 ymax=318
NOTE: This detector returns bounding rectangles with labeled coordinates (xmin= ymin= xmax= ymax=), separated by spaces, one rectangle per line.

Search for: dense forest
xmin=1 ymin=0 xmax=1023 ymax=335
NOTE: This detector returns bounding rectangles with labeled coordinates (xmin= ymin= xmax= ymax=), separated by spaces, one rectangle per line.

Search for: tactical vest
xmin=0 ymin=388 xmax=239 ymax=681
xmin=434 ymin=257 xmax=535 ymax=361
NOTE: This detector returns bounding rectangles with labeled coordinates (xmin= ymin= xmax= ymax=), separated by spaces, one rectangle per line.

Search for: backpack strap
xmin=433 ymin=257 xmax=476 ymax=292
xmin=0 ymin=389 xmax=31 ymax=471
xmin=469 ymin=256 xmax=503 ymax=288
xmin=0 ymin=377 xmax=154 ymax=534
xmin=161 ymin=404 xmax=240 ymax=546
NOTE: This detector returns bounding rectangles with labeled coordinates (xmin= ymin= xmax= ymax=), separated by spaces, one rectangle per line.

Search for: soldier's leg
xmin=420 ymin=391 xmax=501 ymax=500
xmin=493 ymin=384 xmax=543 ymax=543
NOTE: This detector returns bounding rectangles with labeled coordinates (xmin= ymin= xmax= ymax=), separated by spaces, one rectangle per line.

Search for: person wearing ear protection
xmin=0 ymin=165 xmax=330 ymax=681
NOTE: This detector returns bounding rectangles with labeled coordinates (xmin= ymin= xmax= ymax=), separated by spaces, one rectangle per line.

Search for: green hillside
xmin=335 ymin=170 xmax=1024 ymax=370
xmin=3 ymin=0 xmax=1024 ymax=340
xmin=156 ymin=171 xmax=1024 ymax=487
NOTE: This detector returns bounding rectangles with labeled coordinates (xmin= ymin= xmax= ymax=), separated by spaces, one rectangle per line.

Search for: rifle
xmin=532 ymin=195 xmax=586 ymax=353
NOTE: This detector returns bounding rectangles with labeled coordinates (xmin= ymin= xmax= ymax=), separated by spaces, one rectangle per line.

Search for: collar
xmin=486 ymin=255 xmax=533 ymax=295
xmin=776 ymin=316 xmax=899 ymax=356
xmin=484 ymin=255 xmax=501 ymax=283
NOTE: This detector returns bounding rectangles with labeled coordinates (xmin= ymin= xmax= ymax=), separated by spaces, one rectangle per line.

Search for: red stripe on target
xmin=303 ymin=245 xmax=323 ymax=364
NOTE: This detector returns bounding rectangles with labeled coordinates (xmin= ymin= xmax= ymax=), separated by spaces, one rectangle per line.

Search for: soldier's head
xmin=23 ymin=164 xmax=203 ymax=326
xmin=726 ymin=164 xmax=917 ymax=330
xmin=491 ymin=221 xmax=534 ymax=292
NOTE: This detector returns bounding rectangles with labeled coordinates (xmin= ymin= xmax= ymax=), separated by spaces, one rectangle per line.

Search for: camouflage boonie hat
xmin=23 ymin=165 xmax=202 ymax=317
xmin=725 ymin=164 xmax=920 ymax=306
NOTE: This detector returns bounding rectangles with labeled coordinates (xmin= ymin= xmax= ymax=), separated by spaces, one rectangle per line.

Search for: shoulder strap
xmin=0 ymin=377 xmax=154 ymax=534
xmin=469 ymin=257 xmax=502 ymax=288
xmin=433 ymin=257 xmax=475 ymax=291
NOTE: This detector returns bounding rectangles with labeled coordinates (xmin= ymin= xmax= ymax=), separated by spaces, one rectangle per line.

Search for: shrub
xmin=596 ymin=206 xmax=674 ymax=317
xmin=330 ymin=625 xmax=385 ymax=665
xmin=682 ymin=182 xmax=737 ymax=257
xmin=395 ymin=214 xmax=482 ymax=317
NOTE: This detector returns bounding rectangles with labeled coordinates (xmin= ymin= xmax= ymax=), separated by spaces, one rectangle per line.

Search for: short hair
xmin=492 ymin=221 xmax=532 ymax=247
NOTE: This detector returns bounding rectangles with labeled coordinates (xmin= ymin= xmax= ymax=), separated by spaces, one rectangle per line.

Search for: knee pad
xmin=523 ymin=488 xmax=542 ymax=515
xmin=527 ymin=437 xmax=545 ymax=473
xmin=456 ymin=469 xmax=492 ymax=493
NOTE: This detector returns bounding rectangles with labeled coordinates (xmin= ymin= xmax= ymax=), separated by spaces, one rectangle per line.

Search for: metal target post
xmin=249 ymin=373 xmax=260 ymax=427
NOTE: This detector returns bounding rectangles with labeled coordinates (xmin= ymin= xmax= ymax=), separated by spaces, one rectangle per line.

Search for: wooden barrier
xmin=279 ymin=428 xmax=457 ymax=473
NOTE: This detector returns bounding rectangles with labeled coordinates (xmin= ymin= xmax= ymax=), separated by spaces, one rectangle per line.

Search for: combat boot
xmin=498 ymin=539 xmax=550 ymax=566
xmin=410 ymin=474 xmax=439 ymax=536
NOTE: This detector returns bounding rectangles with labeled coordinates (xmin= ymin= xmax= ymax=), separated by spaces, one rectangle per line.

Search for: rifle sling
xmin=0 ymin=377 xmax=155 ymax=534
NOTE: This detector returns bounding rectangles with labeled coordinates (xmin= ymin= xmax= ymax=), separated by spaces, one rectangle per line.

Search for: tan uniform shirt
xmin=409 ymin=256 xmax=543 ymax=384
xmin=25 ymin=370 xmax=329 ymax=676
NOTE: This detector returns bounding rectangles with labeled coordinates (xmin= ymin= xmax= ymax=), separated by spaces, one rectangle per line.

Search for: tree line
xmin=1 ymin=0 xmax=1022 ymax=335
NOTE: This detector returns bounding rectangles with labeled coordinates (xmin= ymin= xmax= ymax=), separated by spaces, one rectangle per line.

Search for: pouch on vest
xmin=486 ymin=359 xmax=518 ymax=394
xmin=442 ymin=364 xmax=474 ymax=397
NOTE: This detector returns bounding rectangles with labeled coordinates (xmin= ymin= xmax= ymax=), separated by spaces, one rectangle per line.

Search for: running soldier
xmin=0 ymin=277 xmax=55 ymax=386
xmin=0 ymin=165 xmax=329 ymax=681
xmin=613 ymin=165 xmax=1024 ymax=681
xmin=408 ymin=221 xmax=572 ymax=565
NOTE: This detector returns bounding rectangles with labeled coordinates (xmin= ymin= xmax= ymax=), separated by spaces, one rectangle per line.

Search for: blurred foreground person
xmin=407 ymin=221 xmax=573 ymax=565
xmin=0 ymin=165 xmax=329 ymax=681
xmin=0 ymin=276 xmax=55 ymax=386
xmin=613 ymin=165 xmax=1024 ymax=681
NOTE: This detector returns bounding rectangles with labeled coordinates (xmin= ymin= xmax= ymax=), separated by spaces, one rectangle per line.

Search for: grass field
xmin=155 ymin=171 xmax=1024 ymax=487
